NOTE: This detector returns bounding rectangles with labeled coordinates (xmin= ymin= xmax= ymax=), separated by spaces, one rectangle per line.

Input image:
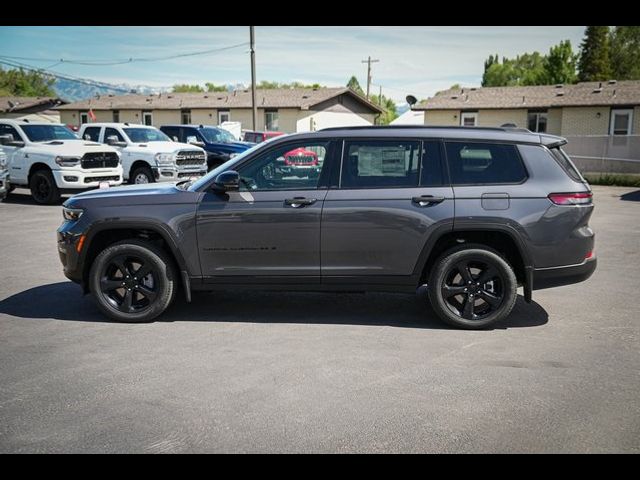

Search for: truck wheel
xmin=427 ymin=244 xmax=517 ymax=329
xmin=130 ymin=166 xmax=154 ymax=184
xmin=29 ymin=169 xmax=61 ymax=205
xmin=89 ymin=240 xmax=177 ymax=323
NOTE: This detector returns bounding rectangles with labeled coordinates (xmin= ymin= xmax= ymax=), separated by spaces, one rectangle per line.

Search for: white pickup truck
xmin=78 ymin=123 xmax=207 ymax=184
xmin=0 ymin=119 xmax=123 ymax=204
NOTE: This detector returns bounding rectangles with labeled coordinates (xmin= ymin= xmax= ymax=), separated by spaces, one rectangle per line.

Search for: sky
xmin=0 ymin=26 xmax=586 ymax=103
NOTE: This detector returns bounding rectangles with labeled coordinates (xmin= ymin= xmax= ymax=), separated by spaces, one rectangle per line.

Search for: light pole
xmin=250 ymin=26 xmax=257 ymax=131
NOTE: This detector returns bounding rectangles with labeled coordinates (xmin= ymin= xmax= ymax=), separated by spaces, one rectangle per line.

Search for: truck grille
xmin=178 ymin=172 xmax=205 ymax=179
xmin=176 ymin=150 xmax=206 ymax=166
xmin=84 ymin=175 xmax=120 ymax=184
xmin=81 ymin=152 xmax=119 ymax=169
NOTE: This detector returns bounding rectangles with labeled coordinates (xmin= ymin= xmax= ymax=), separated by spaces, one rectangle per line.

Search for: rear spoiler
xmin=539 ymin=134 xmax=567 ymax=149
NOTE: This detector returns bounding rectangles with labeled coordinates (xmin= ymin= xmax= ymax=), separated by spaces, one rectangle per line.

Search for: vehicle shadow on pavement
xmin=0 ymin=281 xmax=549 ymax=330
xmin=2 ymin=191 xmax=69 ymax=206
xmin=620 ymin=190 xmax=640 ymax=202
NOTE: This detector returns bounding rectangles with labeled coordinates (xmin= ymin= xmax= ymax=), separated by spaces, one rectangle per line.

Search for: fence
xmin=563 ymin=135 xmax=640 ymax=175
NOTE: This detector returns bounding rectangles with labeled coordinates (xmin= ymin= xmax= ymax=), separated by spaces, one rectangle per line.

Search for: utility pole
xmin=361 ymin=56 xmax=379 ymax=100
xmin=250 ymin=26 xmax=257 ymax=131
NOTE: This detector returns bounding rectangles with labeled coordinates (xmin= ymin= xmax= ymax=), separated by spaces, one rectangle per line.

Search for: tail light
xmin=548 ymin=192 xmax=593 ymax=205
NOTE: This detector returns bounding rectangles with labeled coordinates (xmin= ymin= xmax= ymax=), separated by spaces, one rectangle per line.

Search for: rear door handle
xmin=412 ymin=195 xmax=445 ymax=207
xmin=285 ymin=197 xmax=317 ymax=208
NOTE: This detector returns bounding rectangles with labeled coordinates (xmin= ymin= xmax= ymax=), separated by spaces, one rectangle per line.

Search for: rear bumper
xmin=532 ymin=256 xmax=597 ymax=290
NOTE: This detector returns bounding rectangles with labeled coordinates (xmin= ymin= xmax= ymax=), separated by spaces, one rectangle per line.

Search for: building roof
xmin=415 ymin=80 xmax=640 ymax=111
xmin=57 ymin=87 xmax=384 ymax=114
xmin=0 ymin=96 xmax=66 ymax=113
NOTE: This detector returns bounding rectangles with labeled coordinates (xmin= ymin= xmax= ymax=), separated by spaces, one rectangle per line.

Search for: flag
xmin=88 ymin=109 xmax=96 ymax=122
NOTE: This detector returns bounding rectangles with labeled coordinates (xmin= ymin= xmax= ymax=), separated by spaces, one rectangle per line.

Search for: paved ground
xmin=0 ymin=186 xmax=639 ymax=453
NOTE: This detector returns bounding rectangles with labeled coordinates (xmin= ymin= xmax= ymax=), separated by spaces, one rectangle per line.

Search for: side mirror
xmin=213 ymin=170 xmax=240 ymax=192
xmin=0 ymin=134 xmax=24 ymax=147
xmin=106 ymin=135 xmax=126 ymax=147
xmin=186 ymin=136 xmax=205 ymax=147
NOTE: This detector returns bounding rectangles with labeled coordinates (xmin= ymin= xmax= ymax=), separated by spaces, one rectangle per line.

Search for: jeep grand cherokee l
xmin=57 ymin=126 xmax=596 ymax=329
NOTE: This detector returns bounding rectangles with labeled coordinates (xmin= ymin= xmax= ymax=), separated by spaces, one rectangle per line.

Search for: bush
xmin=584 ymin=173 xmax=640 ymax=187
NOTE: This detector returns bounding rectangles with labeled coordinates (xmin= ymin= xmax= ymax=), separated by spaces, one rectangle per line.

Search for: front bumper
xmin=152 ymin=165 xmax=207 ymax=182
xmin=52 ymin=167 xmax=123 ymax=189
xmin=57 ymin=229 xmax=84 ymax=284
xmin=0 ymin=171 xmax=8 ymax=199
xmin=532 ymin=256 xmax=597 ymax=290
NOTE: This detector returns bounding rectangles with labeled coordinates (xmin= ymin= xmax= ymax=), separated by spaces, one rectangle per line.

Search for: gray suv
xmin=57 ymin=126 xmax=596 ymax=329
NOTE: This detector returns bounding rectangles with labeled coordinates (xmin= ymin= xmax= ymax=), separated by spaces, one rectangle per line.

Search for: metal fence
xmin=563 ymin=135 xmax=640 ymax=175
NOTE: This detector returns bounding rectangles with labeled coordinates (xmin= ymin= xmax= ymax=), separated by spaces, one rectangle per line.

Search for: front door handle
xmin=412 ymin=195 xmax=445 ymax=207
xmin=285 ymin=197 xmax=317 ymax=208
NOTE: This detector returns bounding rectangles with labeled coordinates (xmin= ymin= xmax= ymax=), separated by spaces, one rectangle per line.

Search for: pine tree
xmin=346 ymin=76 xmax=364 ymax=95
xmin=610 ymin=26 xmax=640 ymax=80
xmin=578 ymin=26 xmax=612 ymax=82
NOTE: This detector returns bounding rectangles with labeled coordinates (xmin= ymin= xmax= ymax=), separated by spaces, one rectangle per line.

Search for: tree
xmin=0 ymin=67 xmax=55 ymax=96
xmin=205 ymin=82 xmax=227 ymax=92
xmin=578 ymin=26 xmax=612 ymax=82
xmin=369 ymin=93 xmax=398 ymax=125
xmin=256 ymin=80 xmax=324 ymax=89
xmin=346 ymin=75 xmax=364 ymax=95
xmin=172 ymin=84 xmax=204 ymax=93
xmin=543 ymin=40 xmax=577 ymax=84
xmin=610 ymin=26 xmax=640 ymax=80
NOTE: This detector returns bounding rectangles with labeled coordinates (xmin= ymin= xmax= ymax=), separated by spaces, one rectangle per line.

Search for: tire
xmin=29 ymin=169 xmax=61 ymax=205
xmin=427 ymin=244 xmax=517 ymax=329
xmin=130 ymin=165 xmax=154 ymax=184
xmin=89 ymin=240 xmax=177 ymax=322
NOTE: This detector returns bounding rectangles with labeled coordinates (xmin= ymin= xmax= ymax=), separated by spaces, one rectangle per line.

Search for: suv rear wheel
xmin=89 ymin=240 xmax=177 ymax=322
xmin=30 ymin=169 xmax=61 ymax=205
xmin=428 ymin=245 xmax=517 ymax=329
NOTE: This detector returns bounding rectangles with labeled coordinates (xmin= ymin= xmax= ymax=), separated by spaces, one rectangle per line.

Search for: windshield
xmin=189 ymin=141 xmax=265 ymax=192
xmin=200 ymin=127 xmax=236 ymax=144
xmin=21 ymin=124 xmax=79 ymax=142
xmin=123 ymin=127 xmax=170 ymax=143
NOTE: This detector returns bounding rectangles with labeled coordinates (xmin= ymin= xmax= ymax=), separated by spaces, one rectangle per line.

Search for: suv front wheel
xmin=428 ymin=245 xmax=517 ymax=329
xmin=89 ymin=240 xmax=177 ymax=322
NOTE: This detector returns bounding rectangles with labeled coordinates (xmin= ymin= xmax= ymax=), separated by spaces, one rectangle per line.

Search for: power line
xmin=0 ymin=41 xmax=249 ymax=66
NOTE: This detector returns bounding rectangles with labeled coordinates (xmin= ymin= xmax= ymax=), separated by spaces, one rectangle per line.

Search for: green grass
xmin=584 ymin=173 xmax=640 ymax=188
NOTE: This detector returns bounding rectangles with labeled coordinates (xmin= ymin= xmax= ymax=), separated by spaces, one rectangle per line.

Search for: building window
xmin=265 ymin=109 xmax=279 ymax=131
xmin=460 ymin=112 xmax=477 ymax=127
xmin=142 ymin=111 xmax=153 ymax=126
xmin=610 ymin=109 xmax=633 ymax=136
xmin=218 ymin=110 xmax=230 ymax=124
xmin=113 ymin=110 xmax=120 ymax=123
xmin=79 ymin=112 xmax=88 ymax=125
xmin=527 ymin=111 xmax=548 ymax=133
xmin=181 ymin=110 xmax=191 ymax=124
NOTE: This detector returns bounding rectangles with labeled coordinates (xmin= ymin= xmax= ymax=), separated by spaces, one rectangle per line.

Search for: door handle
xmin=412 ymin=195 xmax=445 ymax=207
xmin=285 ymin=197 xmax=317 ymax=208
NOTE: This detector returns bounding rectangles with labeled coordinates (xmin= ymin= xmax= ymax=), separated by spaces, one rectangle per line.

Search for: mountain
xmin=53 ymin=78 xmax=170 ymax=102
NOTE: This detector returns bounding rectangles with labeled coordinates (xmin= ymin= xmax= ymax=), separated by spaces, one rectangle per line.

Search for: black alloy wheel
xmin=99 ymin=254 xmax=158 ymax=314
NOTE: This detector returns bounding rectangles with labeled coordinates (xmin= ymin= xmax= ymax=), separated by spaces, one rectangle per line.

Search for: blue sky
xmin=0 ymin=26 xmax=586 ymax=102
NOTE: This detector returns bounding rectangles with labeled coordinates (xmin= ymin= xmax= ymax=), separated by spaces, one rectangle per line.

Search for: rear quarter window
xmin=549 ymin=147 xmax=586 ymax=183
xmin=445 ymin=142 xmax=527 ymax=185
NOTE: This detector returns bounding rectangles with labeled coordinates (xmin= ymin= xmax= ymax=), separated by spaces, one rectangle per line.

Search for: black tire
xmin=130 ymin=165 xmax=154 ymax=184
xmin=29 ymin=169 xmax=61 ymax=205
xmin=427 ymin=244 xmax=517 ymax=329
xmin=89 ymin=240 xmax=177 ymax=322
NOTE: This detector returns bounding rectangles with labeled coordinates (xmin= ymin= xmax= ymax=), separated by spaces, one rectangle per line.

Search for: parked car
xmin=0 ymin=150 xmax=8 ymax=201
xmin=0 ymin=120 xmax=123 ymax=204
xmin=79 ymin=123 xmax=207 ymax=184
xmin=160 ymin=124 xmax=252 ymax=170
xmin=57 ymin=125 xmax=596 ymax=329
xmin=243 ymin=130 xmax=285 ymax=144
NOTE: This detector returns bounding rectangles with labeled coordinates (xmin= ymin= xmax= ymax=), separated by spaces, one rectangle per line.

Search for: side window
xmin=0 ymin=124 xmax=22 ymax=141
xmin=237 ymin=141 xmax=329 ymax=191
xmin=421 ymin=140 xmax=445 ymax=187
xmin=445 ymin=142 xmax=527 ymax=185
xmin=162 ymin=127 xmax=179 ymax=141
xmin=82 ymin=126 xmax=101 ymax=142
xmin=104 ymin=128 xmax=125 ymax=143
xmin=341 ymin=140 xmax=419 ymax=189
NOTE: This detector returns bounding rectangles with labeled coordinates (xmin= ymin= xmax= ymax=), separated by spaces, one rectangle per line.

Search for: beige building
xmin=57 ymin=87 xmax=382 ymax=133
xmin=1 ymin=96 xmax=67 ymax=123
xmin=415 ymin=81 xmax=640 ymax=136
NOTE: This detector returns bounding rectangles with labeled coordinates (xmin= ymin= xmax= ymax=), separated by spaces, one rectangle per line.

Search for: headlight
xmin=62 ymin=207 xmax=83 ymax=222
xmin=155 ymin=153 xmax=174 ymax=165
xmin=55 ymin=156 xmax=81 ymax=167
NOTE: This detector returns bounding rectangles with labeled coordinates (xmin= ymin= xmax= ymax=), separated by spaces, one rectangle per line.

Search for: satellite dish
xmin=406 ymin=95 xmax=418 ymax=109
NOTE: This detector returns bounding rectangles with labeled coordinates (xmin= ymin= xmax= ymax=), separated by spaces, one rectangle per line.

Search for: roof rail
xmin=319 ymin=125 xmax=532 ymax=133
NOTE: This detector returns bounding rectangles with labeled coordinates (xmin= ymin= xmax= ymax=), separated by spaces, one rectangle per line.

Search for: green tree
xmin=172 ymin=84 xmax=204 ymax=93
xmin=481 ymin=53 xmax=546 ymax=87
xmin=369 ymin=93 xmax=398 ymax=125
xmin=578 ymin=26 xmax=612 ymax=81
xmin=346 ymin=75 xmax=364 ymax=95
xmin=205 ymin=82 xmax=227 ymax=92
xmin=543 ymin=40 xmax=577 ymax=84
xmin=0 ymin=67 xmax=55 ymax=96
xmin=610 ymin=26 xmax=640 ymax=80
xmin=256 ymin=80 xmax=323 ymax=89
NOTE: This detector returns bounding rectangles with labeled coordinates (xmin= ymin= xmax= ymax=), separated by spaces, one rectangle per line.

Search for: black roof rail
xmin=319 ymin=125 xmax=532 ymax=133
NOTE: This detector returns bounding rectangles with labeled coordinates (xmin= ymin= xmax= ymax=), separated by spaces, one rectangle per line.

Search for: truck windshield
xmin=123 ymin=128 xmax=170 ymax=143
xmin=200 ymin=127 xmax=236 ymax=144
xmin=21 ymin=125 xmax=79 ymax=142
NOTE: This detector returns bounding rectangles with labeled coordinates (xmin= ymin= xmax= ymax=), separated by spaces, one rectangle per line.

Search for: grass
xmin=583 ymin=173 xmax=640 ymax=188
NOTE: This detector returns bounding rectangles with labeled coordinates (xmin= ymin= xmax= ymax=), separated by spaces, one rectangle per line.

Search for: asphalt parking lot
xmin=0 ymin=185 xmax=639 ymax=453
